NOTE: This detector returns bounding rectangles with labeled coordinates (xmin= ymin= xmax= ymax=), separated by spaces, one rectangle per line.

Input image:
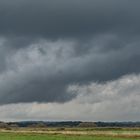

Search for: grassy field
xmin=0 ymin=128 xmax=140 ymax=140
xmin=0 ymin=133 xmax=140 ymax=140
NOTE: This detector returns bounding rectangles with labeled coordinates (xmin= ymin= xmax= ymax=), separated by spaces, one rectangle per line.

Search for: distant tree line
xmin=95 ymin=122 xmax=140 ymax=127
xmin=0 ymin=121 xmax=140 ymax=128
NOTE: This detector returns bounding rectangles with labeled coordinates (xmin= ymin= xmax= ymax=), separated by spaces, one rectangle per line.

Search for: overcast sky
xmin=0 ymin=0 xmax=140 ymax=121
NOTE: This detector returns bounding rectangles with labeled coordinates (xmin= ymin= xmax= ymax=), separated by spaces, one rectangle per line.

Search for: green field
xmin=1 ymin=128 xmax=140 ymax=140
xmin=0 ymin=133 xmax=140 ymax=140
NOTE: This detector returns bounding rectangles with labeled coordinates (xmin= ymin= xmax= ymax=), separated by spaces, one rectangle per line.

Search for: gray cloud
xmin=0 ymin=0 xmax=140 ymax=105
xmin=0 ymin=36 xmax=139 ymax=104
xmin=0 ymin=0 xmax=140 ymax=38
xmin=1 ymin=74 xmax=140 ymax=121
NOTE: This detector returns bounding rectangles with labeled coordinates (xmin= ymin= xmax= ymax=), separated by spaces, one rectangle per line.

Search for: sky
xmin=0 ymin=0 xmax=140 ymax=121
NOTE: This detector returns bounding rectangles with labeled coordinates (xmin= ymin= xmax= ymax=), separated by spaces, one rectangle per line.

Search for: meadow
xmin=0 ymin=127 xmax=140 ymax=140
xmin=0 ymin=133 xmax=140 ymax=140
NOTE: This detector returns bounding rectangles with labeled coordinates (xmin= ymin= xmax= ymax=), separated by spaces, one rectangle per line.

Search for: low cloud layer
xmin=1 ymin=74 xmax=140 ymax=121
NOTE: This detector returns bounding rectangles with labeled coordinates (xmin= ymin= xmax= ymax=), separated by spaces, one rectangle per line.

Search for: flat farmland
xmin=0 ymin=127 xmax=140 ymax=140
xmin=0 ymin=133 xmax=139 ymax=140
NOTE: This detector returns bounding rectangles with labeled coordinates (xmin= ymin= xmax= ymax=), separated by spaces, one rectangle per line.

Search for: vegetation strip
xmin=1 ymin=129 xmax=140 ymax=138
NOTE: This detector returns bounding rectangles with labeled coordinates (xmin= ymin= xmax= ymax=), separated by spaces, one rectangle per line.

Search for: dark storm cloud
xmin=0 ymin=37 xmax=139 ymax=104
xmin=0 ymin=0 xmax=140 ymax=38
xmin=0 ymin=0 xmax=140 ymax=104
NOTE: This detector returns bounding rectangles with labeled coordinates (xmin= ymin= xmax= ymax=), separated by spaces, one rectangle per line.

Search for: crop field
xmin=0 ymin=128 xmax=140 ymax=140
